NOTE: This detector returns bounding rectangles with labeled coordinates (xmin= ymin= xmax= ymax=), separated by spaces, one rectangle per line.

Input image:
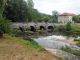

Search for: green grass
xmin=26 ymin=31 xmax=33 ymax=34
xmin=7 ymin=34 xmax=43 ymax=49
xmin=60 ymin=46 xmax=80 ymax=56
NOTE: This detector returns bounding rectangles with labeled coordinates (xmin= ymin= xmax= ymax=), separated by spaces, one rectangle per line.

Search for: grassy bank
xmin=60 ymin=46 xmax=80 ymax=56
xmin=0 ymin=34 xmax=66 ymax=60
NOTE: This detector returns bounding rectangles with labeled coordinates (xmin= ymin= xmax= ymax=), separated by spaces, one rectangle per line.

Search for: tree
xmin=52 ymin=10 xmax=60 ymax=19
xmin=52 ymin=18 xmax=58 ymax=23
xmin=72 ymin=16 xmax=79 ymax=23
xmin=42 ymin=16 xmax=50 ymax=22
xmin=3 ymin=0 xmax=34 ymax=22
xmin=33 ymin=9 xmax=43 ymax=22
xmin=66 ymin=22 xmax=73 ymax=33
xmin=48 ymin=20 xmax=53 ymax=23
xmin=0 ymin=0 xmax=5 ymax=18
xmin=27 ymin=0 xmax=34 ymax=22
xmin=0 ymin=0 xmax=11 ymax=37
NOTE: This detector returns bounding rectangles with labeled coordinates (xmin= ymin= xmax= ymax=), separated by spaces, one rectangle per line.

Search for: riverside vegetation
xmin=60 ymin=46 xmax=80 ymax=56
xmin=54 ymin=22 xmax=80 ymax=56
xmin=54 ymin=22 xmax=80 ymax=47
xmin=0 ymin=34 xmax=66 ymax=60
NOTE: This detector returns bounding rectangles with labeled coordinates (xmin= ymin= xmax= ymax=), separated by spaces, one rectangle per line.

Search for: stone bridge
xmin=11 ymin=22 xmax=66 ymax=32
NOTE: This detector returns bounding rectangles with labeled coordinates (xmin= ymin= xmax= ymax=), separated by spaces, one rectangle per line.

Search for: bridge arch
xmin=47 ymin=26 xmax=54 ymax=30
xmin=40 ymin=26 xmax=46 ymax=30
xmin=19 ymin=27 xmax=23 ymax=32
xmin=30 ymin=26 xmax=36 ymax=32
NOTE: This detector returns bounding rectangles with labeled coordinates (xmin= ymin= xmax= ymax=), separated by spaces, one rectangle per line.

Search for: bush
xmin=26 ymin=31 xmax=33 ymax=34
xmin=0 ymin=18 xmax=11 ymax=37
xmin=11 ymin=30 xmax=22 ymax=34
xmin=66 ymin=22 xmax=73 ymax=33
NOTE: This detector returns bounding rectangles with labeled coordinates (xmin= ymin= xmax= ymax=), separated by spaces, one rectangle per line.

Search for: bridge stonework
xmin=11 ymin=22 xmax=65 ymax=31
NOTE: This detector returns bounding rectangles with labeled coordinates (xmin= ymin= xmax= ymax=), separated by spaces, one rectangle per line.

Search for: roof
xmin=59 ymin=13 xmax=77 ymax=16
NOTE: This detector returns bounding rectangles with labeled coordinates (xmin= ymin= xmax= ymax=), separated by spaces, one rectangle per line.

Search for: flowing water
xmin=34 ymin=35 xmax=80 ymax=50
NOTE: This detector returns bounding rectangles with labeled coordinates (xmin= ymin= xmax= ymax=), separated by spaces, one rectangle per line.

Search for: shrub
xmin=26 ymin=31 xmax=33 ymax=34
xmin=66 ymin=22 xmax=73 ymax=33
xmin=0 ymin=18 xmax=11 ymax=37
xmin=11 ymin=30 xmax=22 ymax=34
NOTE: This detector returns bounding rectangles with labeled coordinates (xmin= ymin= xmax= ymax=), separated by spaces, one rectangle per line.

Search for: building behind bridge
xmin=58 ymin=12 xmax=77 ymax=23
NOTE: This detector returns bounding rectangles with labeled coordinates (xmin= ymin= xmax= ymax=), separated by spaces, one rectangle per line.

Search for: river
xmin=34 ymin=35 xmax=80 ymax=50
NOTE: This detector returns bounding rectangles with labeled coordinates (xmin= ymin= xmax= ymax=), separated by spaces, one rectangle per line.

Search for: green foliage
xmin=74 ymin=38 xmax=80 ymax=41
xmin=3 ymin=0 xmax=34 ymax=22
xmin=14 ymin=37 xmax=43 ymax=49
xmin=39 ymin=28 xmax=44 ymax=34
xmin=27 ymin=0 xmax=34 ymax=22
xmin=60 ymin=46 xmax=80 ymax=56
xmin=0 ymin=0 xmax=5 ymax=18
xmin=76 ymin=42 xmax=80 ymax=47
xmin=48 ymin=20 xmax=53 ymax=23
xmin=52 ymin=10 xmax=59 ymax=19
xmin=54 ymin=26 xmax=63 ymax=31
xmin=11 ymin=29 xmax=22 ymax=35
xmin=53 ymin=18 xmax=58 ymax=23
xmin=66 ymin=22 xmax=73 ymax=33
xmin=33 ymin=9 xmax=43 ymax=22
xmin=0 ymin=18 xmax=11 ymax=37
xmin=72 ymin=16 xmax=79 ymax=23
xmin=42 ymin=16 xmax=50 ymax=22
xmin=26 ymin=31 xmax=33 ymax=34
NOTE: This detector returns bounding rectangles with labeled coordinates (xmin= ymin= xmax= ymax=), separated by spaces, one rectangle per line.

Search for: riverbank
xmin=0 ymin=34 xmax=65 ymax=60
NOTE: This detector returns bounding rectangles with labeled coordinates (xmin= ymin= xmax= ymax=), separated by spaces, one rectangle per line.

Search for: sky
xmin=26 ymin=0 xmax=80 ymax=15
